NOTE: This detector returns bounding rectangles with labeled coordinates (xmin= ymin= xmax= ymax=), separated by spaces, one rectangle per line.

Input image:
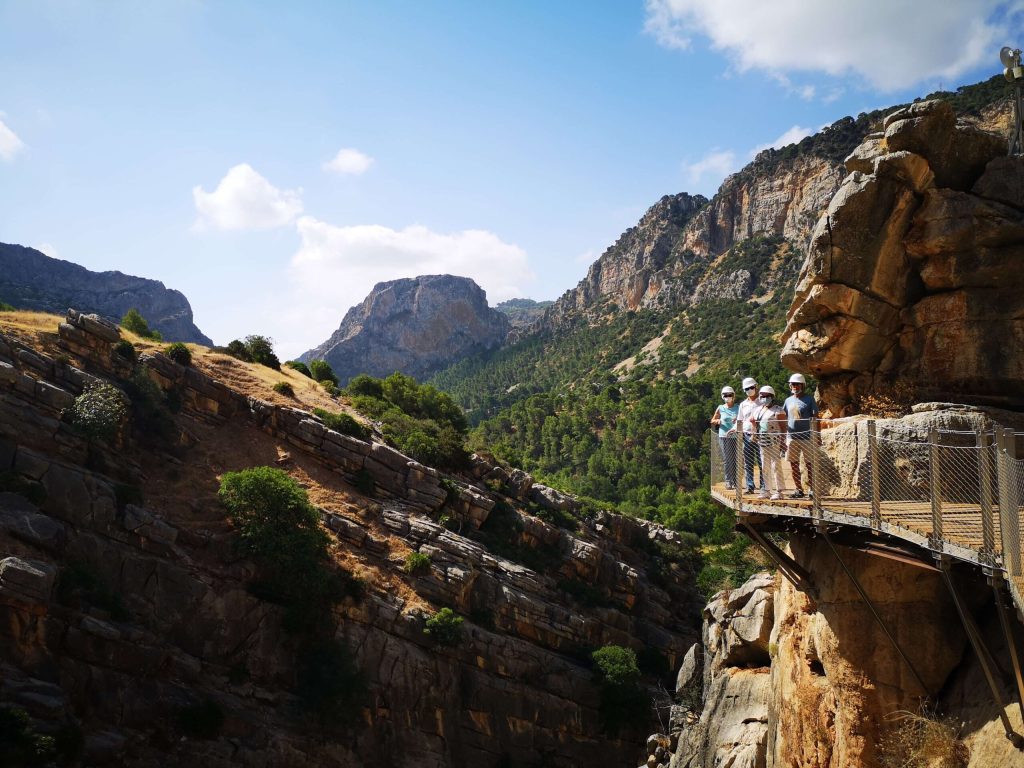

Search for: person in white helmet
xmin=783 ymin=372 xmax=819 ymax=499
xmin=735 ymin=377 xmax=764 ymax=494
xmin=710 ymin=385 xmax=739 ymax=489
xmin=755 ymin=385 xmax=788 ymax=499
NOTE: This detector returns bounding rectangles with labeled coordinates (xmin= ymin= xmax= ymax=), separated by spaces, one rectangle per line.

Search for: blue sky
xmin=1 ymin=1 xmax=1020 ymax=357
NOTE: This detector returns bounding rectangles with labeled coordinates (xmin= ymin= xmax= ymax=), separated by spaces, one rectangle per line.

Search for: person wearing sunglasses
xmin=735 ymin=377 xmax=765 ymax=494
xmin=710 ymin=385 xmax=739 ymax=489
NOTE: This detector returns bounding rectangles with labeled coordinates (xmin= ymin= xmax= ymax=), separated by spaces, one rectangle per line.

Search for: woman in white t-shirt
xmin=754 ymin=385 xmax=788 ymax=500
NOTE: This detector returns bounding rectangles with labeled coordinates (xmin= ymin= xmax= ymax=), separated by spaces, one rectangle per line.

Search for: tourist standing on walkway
xmin=784 ymin=373 xmax=819 ymax=499
xmin=755 ymin=386 xmax=788 ymax=499
xmin=710 ymin=386 xmax=739 ymax=490
xmin=736 ymin=377 xmax=764 ymax=494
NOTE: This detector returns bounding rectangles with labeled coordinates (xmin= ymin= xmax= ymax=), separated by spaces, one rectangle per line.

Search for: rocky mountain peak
xmin=301 ymin=274 xmax=511 ymax=384
xmin=0 ymin=243 xmax=212 ymax=345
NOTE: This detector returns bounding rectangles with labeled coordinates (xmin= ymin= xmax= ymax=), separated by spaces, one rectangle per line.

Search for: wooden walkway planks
xmin=711 ymin=482 xmax=1008 ymax=560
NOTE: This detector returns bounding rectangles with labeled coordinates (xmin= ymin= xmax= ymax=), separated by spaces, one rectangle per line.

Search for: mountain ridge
xmin=0 ymin=243 xmax=212 ymax=345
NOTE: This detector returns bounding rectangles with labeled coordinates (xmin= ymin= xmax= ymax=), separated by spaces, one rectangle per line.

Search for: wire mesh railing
xmin=708 ymin=420 xmax=1024 ymax=581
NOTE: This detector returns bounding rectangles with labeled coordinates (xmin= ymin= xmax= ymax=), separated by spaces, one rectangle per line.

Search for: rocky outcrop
xmin=654 ymin=537 xmax=1022 ymax=768
xmin=680 ymin=155 xmax=843 ymax=261
xmin=539 ymin=153 xmax=846 ymax=333
xmin=301 ymin=275 xmax=510 ymax=385
xmin=666 ymin=573 xmax=775 ymax=768
xmin=781 ymin=100 xmax=1021 ymax=415
xmin=0 ymin=243 xmax=212 ymax=345
xmin=542 ymin=194 xmax=709 ymax=327
xmin=0 ymin=309 xmax=699 ymax=767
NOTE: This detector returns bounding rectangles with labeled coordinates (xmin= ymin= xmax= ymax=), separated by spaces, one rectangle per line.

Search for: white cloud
xmin=749 ymin=125 xmax=814 ymax=157
xmin=574 ymin=249 xmax=596 ymax=265
xmin=682 ymin=149 xmax=738 ymax=193
xmin=36 ymin=243 xmax=59 ymax=259
xmin=192 ymin=163 xmax=303 ymax=230
xmin=324 ymin=147 xmax=374 ymax=175
xmin=0 ymin=118 xmax=26 ymax=161
xmin=286 ymin=217 xmax=533 ymax=353
xmin=644 ymin=0 xmax=1018 ymax=91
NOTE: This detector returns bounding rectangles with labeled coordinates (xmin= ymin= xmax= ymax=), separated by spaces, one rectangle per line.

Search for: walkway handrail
xmin=708 ymin=418 xmax=1024 ymax=614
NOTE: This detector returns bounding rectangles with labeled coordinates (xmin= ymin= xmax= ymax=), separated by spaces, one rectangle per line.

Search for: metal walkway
xmin=708 ymin=420 xmax=1024 ymax=615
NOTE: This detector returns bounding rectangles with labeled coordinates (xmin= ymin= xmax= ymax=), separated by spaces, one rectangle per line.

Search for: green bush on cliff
xmin=423 ymin=607 xmax=463 ymax=646
xmin=309 ymin=359 xmax=339 ymax=386
xmin=403 ymin=551 xmax=431 ymax=575
xmin=345 ymin=372 xmax=469 ymax=470
xmin=591 ymin=645 xmax=648 ymax=735
xmin=120 ymin=308 xmax=161 ymax=340
xmin=285 ymin=360 xmax=312 ymax=377
xmin=165 ymin=342 xmax=192 ymax=366
xmin=218 ymin=467 xmax=361 ymax=632
xmin=64 ymin=382 xmax=128 ymax=442
xmin=225 ymin=335 xmax=281 ymax=370
xmin=313 ymin=408 xmax=370 ymax=440
xmin=113 ymin=339 xmax=137 ymax=362
xmin=0 ymin=300 xmax=15 ymax=311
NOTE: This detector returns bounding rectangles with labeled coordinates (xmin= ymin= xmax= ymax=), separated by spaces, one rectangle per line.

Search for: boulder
xmin=783 ymin=101 xmax=1024 ymax=414
xmin=0 ymin=556 xmax=57 ymax=602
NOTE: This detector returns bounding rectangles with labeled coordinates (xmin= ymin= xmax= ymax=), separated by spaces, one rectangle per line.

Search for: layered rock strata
xmin=781 ymin=100 xmax=1022 ymax=414
xmin=0 ymin=310 xmax=698 ymax=767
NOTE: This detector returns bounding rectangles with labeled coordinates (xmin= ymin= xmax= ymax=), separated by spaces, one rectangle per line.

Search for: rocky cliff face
xmin=542 ymin=194 xmax=708 ymax=327
xmin=541 ymin=154 xmax=846 ymax=332
xmin=648 ymin=538 xmax=1023 ymax=768
xmin=781 ymin=99 xmax=1021 ymax=415
xmin=0 ymin=243 xmax=212 ymax=345
xmin=302 ymin=275 xmax=510 ymax=385
xmin=0 ymin=309 xmax=696 ymax=766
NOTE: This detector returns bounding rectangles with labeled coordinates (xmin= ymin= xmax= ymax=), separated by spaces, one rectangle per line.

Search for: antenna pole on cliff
xmin=1001 ymin=46 xmax=1024 ymax=156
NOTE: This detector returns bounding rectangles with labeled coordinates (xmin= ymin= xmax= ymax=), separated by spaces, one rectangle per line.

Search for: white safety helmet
xmin=721 ymin=386 xmax=735 ymax=396
xmin=758 ymin=385 xmax=776 ymax=398
xmin=788 ymin=373 xmax=807 ymax=386
xmin=741 ymin=377 xmax=758 ymax=390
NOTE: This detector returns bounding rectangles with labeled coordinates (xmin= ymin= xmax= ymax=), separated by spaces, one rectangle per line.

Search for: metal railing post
xmin=868 ymin=420 xmax=881 ymax=530
xmin=979 ymin=430 xmax=995 ymax=562
xmin=929 ymin=427 xmax=943 ymax=551
xmin=735 ymin=430 xmax=743 ymax=508
xmin=810 ymin=418 xmax=822 ymax=518
xmin=1006 ymin=428 xmax=1022 ymax=578
xmin=998 ymin=429 xmax=1015 ymax=575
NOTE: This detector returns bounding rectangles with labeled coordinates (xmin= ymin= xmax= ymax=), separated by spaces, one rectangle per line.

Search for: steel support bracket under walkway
xmin=941 ymin=558 xmax=1023 ymax=745
xmin=740 ymin=520 xmax=816 ymax=598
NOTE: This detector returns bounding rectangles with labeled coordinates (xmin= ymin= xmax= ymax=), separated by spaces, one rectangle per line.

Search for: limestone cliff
xmin=301 ymin=275 xmax=510 ymax=386
xmin=541 ymin=141 xmax=850 ymax=333
xmin=0 ymin=243 xmax=212 ymax=345
xmin=0 ymin=309 xmax=696 ymax=767
xmin=781 ymin=99 xmax=1021 ymax=415
xmin=648 ymin=548 xmax=1024 ymax=768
